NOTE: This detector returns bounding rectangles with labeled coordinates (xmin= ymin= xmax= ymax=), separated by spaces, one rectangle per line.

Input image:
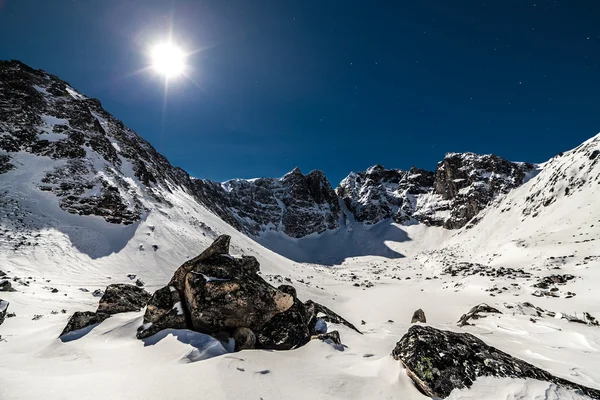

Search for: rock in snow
xmin=60 ymin=311 xmax=110 ymax=337
xmin=137 ymin=235 xmax=357 ymax=351
xmin=457 ymin=303 xmax=502 ymax=327
xmin=392 ymin=325 xmax=600 ymax=399
xmin=0 ymin=299 xmax=9 ymax=325
xmin=60 ymin=284 xmax=150 ymax=337
xmin=410 ymin=308 xmax=426 ymax=323
xmin=96 ymin=284 xmax=150 ymax=315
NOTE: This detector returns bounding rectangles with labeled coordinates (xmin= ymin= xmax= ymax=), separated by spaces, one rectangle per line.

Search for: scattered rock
xmin=135 ymin=278 xmax=145 ymax=287
xmin=127 ymin=274 xmax=136 ymax=280
xmin=96 ymin=284 xmax=150 ymax=315
xmin=60 ymin=311 xmax=110 ymax=337
xmin=457 ymin=303 xmax=502 ymax=327
xmin=32 ymin=314 xmax=43 ymax=321
xmin=50 ymin=288 xmax=58 ymax=293
xmin=411 ymin=308 xmax=426 ymax=323
xmin=92 ymin=289 xmax=104 ymax=297
xmin=392 ymin=325 xmax=600 ymax=399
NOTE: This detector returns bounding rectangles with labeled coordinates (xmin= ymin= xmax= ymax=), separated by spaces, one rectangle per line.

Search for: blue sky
xmin=0 ymin=0 xmax=598 ymax=185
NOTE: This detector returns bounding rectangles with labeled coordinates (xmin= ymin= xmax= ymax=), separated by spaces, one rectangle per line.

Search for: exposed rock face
xmin=137 ymin=235 xmax=358 ymax=351
xmin=337 ymin=165 xmax=434 ymax=225
xmin=457 ymin=303 xmax=502 ymax=327
xmin=411 ymin=309 xmax=426 ymax=323
xmin=96 ymin=284 xmax=150 ymax=315
xmin=60 ymin=311 xmax=110 ymax=337
xmin=191 ymin=167 xmax=341 ymax=238
xmin=0 ymin=299 xmax=9 ymax=325
xmin=392 ymin=325 xmax=600 ymax=399
xmin=337 ymin=155 xmax=535 ymax=229
xmin=0 ymin=60 xmax=192 ymax=226
xmin=434 ymin=153 xmax=535 ymax=228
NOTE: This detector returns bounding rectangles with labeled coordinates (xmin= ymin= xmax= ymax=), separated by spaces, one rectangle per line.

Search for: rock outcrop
xmin=60 ymin=311 xmax=110 ymax=337
xmin=392 ymin=325 xmax=600 ymax=399
xmin=60 ymin=283 xmax=150 ymax=337
xmin=191 ymin=168 xmax=341 ymax=238
xmin=337 ymin=155 xmax=535 ymax=229
xmin=411 ymin=308 xmax=426 ymax=323
xmin=96 ymin=284 xmax=150 ymax=315
xmin=137 ymin=235 xmax=359 ymax=351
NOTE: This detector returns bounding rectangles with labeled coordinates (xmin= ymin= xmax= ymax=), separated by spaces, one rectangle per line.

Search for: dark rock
xmin=256 ymin=293 xmax=311 ymax=350
xmin=233 ymin=327 xmax=256 ymax=351
xmin=135 ymin=278 xmax=145 ymax=287
xmin=458 ymin=303 xmax=502 ymax=327
xmin=305 ymin=300 xmax=362 ymax=335
xmin=51 ymin=288 xmax=58 ymax=293
xmin=0 ymin=299 xmax=9 ymax=325
xmin=60 ymin=311 xmax=110 ymax=337
xmin=411 ymin=308 xmax=426 ymax=323
xmin=141 ymin=235 xmax=293 ymax=336
xmin=392 ymin=325 xmax=600 ymax=399
xmin=315 ymin=330 xmax=342 ymax=347
xmin=136 ymin=285 xmax=187 ymax=339
xmin=96 ymin=284 xmax=150 ymax=315
xmin=0 ymin=279 xmax=16 ymax=292
xmin=137 ymin=236 xmax=357 ymax=351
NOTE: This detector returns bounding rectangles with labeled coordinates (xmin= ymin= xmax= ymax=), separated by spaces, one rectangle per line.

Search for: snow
xmin=65 ymin=86 xmax=87 ymax=100
xmin=1 ymin=133 xmax=600 ymax=399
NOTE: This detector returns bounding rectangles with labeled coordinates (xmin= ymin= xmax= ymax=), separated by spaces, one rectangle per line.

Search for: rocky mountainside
xmin=191 ymin=168 xmax=340 ymax=238
xmin=0 ymin=59 xmax=546 ymax=243
xmin=337 ymin=154 xmax=536 ymax=229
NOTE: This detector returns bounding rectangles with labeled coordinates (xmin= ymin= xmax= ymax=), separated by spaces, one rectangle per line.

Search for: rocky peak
xmin=337 ymin=153 xmax=536 ymax=229
xmin=191 ymin=167 xmax=341 ymax=238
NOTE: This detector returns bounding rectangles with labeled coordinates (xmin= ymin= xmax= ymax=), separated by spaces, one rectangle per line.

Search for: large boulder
xmin=60 ymin=311 xmax=110 ymax=337
xmin=97 ymin=284 xmax=150 ymax=315
xmin=137 ymin=235 xmax=358 ymax=352
xmin=140 ymin=235 xmax=294 ymax=336
xmin=392 ymin=325 xmax=600 ymax=399
xmin=0 ymin=299 xmax=9 ymax=325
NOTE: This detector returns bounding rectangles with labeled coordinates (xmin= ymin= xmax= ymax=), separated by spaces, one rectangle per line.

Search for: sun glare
xmin=151 ymin=43 xmax=185 ymax=78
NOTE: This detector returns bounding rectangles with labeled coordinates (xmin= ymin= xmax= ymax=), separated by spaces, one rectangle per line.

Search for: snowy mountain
xmin=1 ymin=60 xmax=600 ymax=400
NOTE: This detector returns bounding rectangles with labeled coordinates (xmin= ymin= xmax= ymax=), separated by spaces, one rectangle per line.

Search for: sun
xmin=151 ymin=43 xmax=185 ymax=78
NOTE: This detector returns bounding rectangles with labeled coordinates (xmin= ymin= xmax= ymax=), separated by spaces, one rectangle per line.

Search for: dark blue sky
xmin=1 ymin=0 xmax=599 ymax=184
